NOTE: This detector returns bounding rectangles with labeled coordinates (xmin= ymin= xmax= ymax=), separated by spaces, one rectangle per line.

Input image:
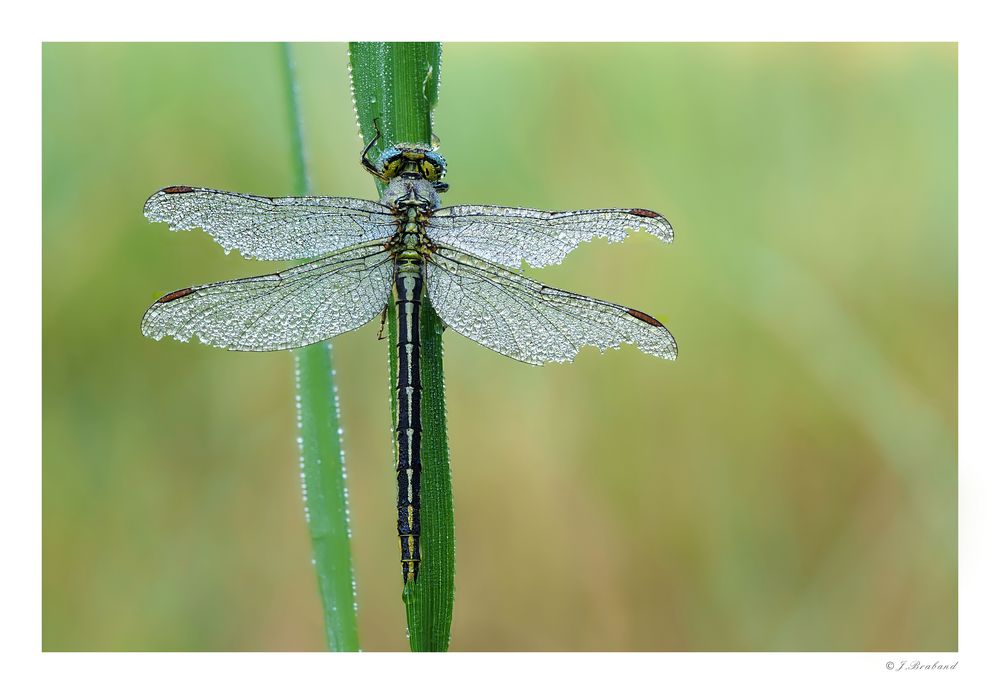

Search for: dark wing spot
xmin=627 ymin=308 xmax=664 ymax=327
xmin=157 ymin=287 xmax=196 ymax=303
xmin=629 ymin=208 xmax=660 ymax=219
xmin=162 ymin=186 xmax=195 ymax=194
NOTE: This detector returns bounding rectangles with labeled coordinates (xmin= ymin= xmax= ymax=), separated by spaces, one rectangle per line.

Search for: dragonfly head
xmin=377 ymin=145 xmax=448 ymax=192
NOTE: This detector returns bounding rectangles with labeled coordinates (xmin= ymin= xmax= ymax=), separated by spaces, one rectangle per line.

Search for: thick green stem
xmin=281 ymin=42 xmax=360 ymax=652
xmin=349 ymin=41 xmax=454 ymax=652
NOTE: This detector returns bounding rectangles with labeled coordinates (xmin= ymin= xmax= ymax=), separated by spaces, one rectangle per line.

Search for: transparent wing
xmin=427 ymin=205 xmax=672 ymax=270
xmin=426 ymin=247 xmax=677 ymax=365
xmin=142 ymin=243 xmax=393 ymax=351
xmin=144 ymin=186 xmax=397 ymax=260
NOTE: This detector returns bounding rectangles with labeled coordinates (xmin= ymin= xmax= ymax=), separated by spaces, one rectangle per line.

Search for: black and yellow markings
xmin=381 ymin=148 xmax=446 ymax=183
xmin=394 ymin=265 xmax=423 ymax=583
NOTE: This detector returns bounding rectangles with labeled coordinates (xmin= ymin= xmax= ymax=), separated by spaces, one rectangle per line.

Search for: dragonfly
xmin=142 ymin=127 xmax=677 ymax=583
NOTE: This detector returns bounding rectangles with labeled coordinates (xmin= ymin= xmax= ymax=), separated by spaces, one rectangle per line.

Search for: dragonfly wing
xmin=142 ymin=244 xmax=393 ymax=351
xmin=144 ymin=186 xmax=397 ymax=260
xmin=426 ymin=205 xmax=672 ymax=269
xmin=425 ymin=248 xmax=677 ymax=365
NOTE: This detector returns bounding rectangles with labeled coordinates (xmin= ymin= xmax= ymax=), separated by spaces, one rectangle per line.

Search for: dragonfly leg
xmin=376 ymin=306 xmax=388 ymax=341
xmin=361 ymin=118 xmax=388 ymax=182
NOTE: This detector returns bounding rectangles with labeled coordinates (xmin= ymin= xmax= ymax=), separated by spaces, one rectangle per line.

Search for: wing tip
xmin=628 ymin=208 xmax=674 ymax=242
xmin=626 ymin=308 xmax=678 ymax=360
xmin=144 ymin=185 xmax=198 ymax=219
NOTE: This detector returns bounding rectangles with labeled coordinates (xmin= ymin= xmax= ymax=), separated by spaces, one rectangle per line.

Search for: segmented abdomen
xmin=394 ymin=262 xmax=423 ymax=583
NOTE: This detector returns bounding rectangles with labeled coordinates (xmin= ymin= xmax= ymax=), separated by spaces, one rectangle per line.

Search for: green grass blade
xmin=281 ymin=42 xmax=360 ymax=653
xmin=348 ymin=41 xmax=454 ymax=653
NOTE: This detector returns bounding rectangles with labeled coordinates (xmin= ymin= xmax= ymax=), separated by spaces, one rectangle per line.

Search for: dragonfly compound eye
xmin=423 ymin=152 xmax=447 ymax=181
xmin=377 ymin=147 xmax=403 ymax=179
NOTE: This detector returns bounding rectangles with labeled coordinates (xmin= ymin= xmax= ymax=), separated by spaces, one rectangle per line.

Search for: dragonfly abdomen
xmin=394 ymin=260 xmax=424 ymax=583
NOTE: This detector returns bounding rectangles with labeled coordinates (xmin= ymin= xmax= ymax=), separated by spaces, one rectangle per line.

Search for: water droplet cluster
xmin=142 ymin=245 xmax=393 ymax=351
xmin=143 ymin=187 xmax=396 ymax=261
xmin=427 ymin=248 xmax=677 ymax=364
xmin=427 ymin=205 xmax=673 ymax=270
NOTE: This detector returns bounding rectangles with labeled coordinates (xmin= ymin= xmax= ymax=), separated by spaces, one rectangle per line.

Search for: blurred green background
xmin=42 ymin=43 xmax=956 ymax=651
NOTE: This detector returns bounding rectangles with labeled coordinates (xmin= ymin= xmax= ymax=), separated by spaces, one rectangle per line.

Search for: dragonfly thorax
xmin=391 ymin=207 xmax=434 ymax=265
xmin=380 ymin=175 xmax=441 ymax=212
